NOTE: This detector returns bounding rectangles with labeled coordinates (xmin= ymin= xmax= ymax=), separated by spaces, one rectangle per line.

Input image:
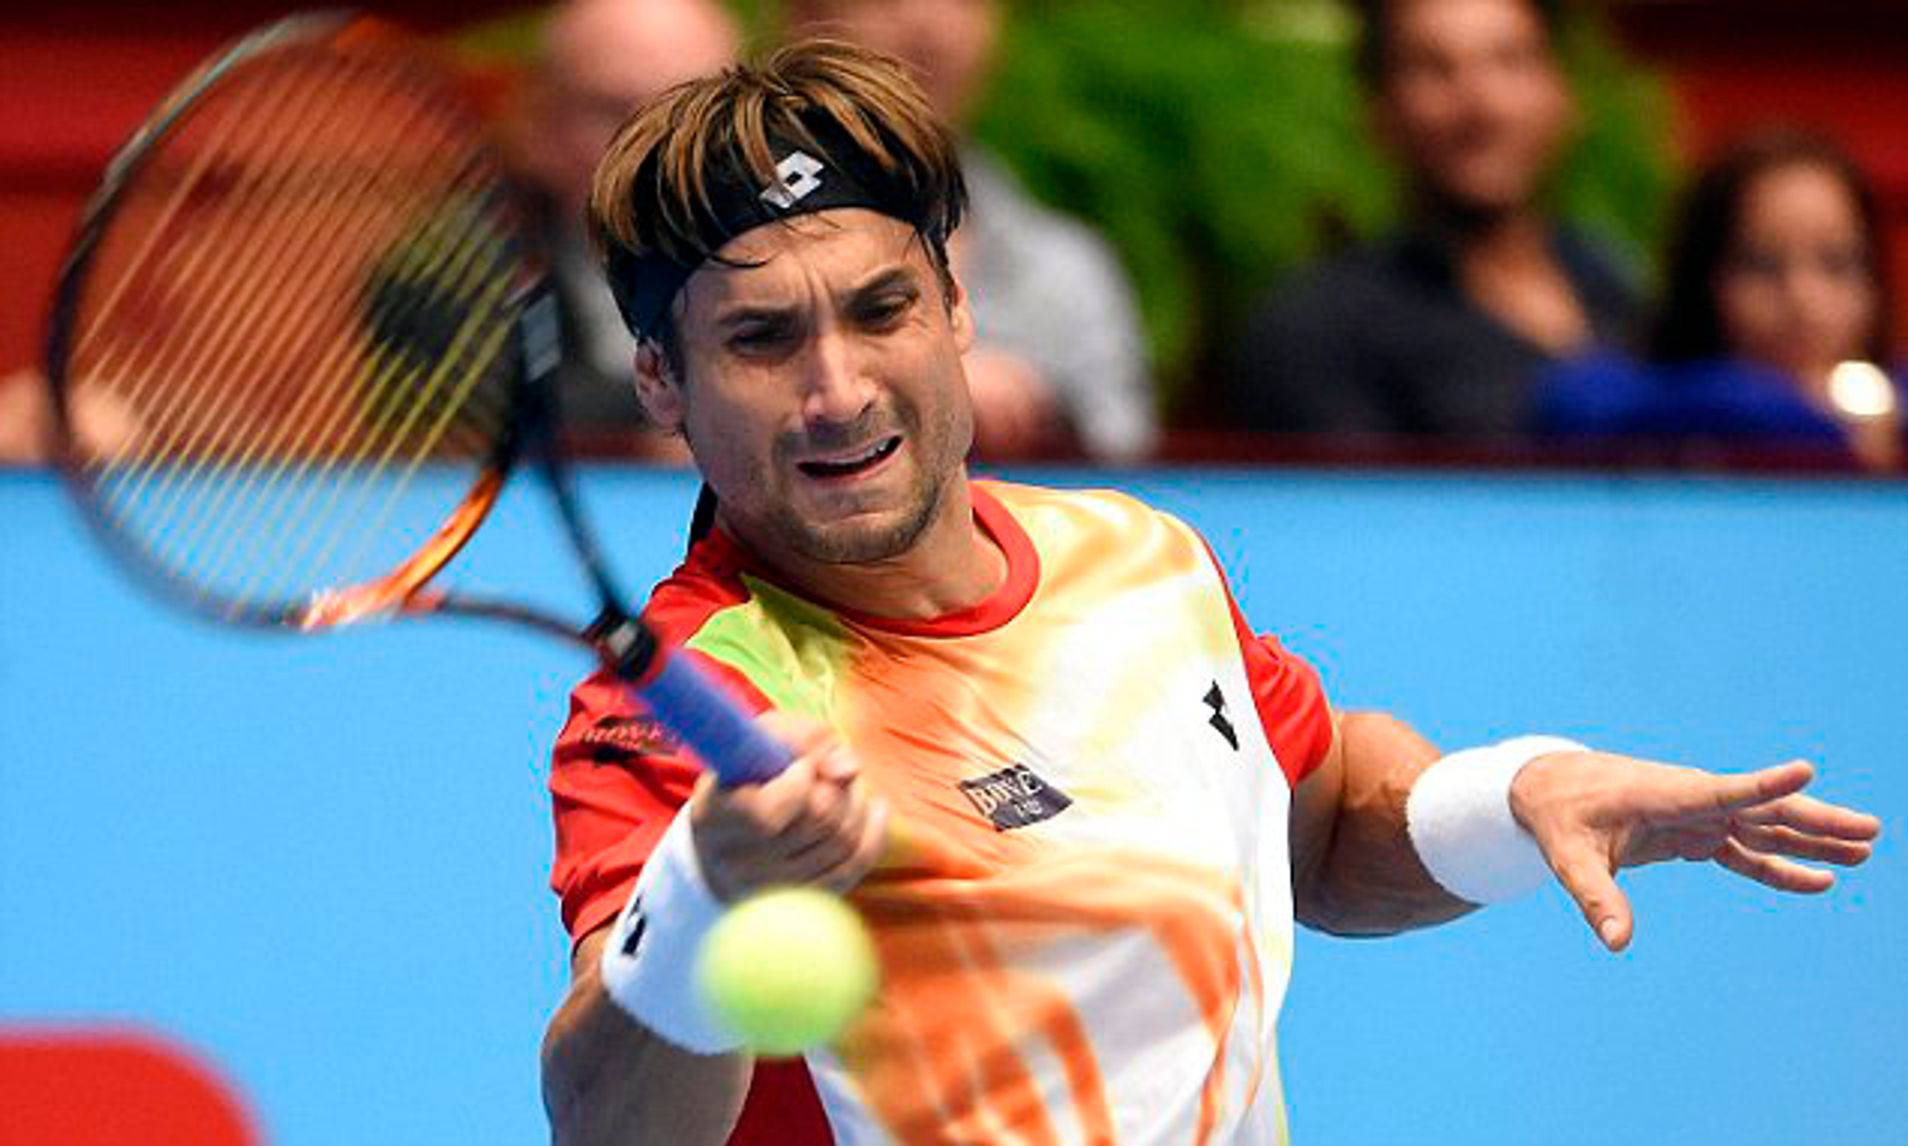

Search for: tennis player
xmin=538 ymin=41 xmax=1879 ymax=1146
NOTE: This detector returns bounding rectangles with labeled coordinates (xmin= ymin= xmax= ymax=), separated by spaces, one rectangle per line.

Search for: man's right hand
xmin=688 ymin=711 xmax=889 ymax=902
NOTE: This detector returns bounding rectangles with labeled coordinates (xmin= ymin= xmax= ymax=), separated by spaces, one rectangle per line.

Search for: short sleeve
xmin=1190 ymin=526 xmax=1334 ymax=787
xmin=1222 ymin=592 xmax=1333 ymax=787
xmin=1245 ymin=631 xmax=1333 ymax=786
xmin=547 ymin=656 xmax=771 ymax=948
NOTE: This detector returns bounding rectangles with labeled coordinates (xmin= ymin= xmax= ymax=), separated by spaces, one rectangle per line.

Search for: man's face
xmin=640 ymin=209 xmax=976 ymax=567
xmin=1374 ymin=0 xmax=1573 ymax=221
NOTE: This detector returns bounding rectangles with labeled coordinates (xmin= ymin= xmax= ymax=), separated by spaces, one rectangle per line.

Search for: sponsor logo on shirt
xmin=582 ymin=714 xmax=680 ymax=763
xmin=958 ymin=764 xmax=1073 ymax=831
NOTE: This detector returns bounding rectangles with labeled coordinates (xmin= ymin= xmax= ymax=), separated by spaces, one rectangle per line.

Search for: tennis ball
xmin=696 ymin=887 xmax=878 ymax=1057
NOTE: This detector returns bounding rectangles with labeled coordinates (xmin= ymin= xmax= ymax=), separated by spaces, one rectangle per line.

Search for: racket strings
xmin=65 ymin=29 xmax=529 ymax=615
xmin=96 ymin=55 xmax=413 ymax=550
xmin=118 ymin=59 xmax=467 ymax=466
xmin=92 ymin=59 xmax=439 ymax=594
xmin=248 ymin=209 xmax=520 ymax=605
xmin=84 ymin=54 xmax=404 ymax=422
xmin=71 ymin=72 xmax=325 ymax=480
xmin=83 ymin=54 xmax=394 ymax=485
xmin=71 ymin=63 xmax=290 ymax=386
xmin=146 ymin=101 xmax=494 ymax=591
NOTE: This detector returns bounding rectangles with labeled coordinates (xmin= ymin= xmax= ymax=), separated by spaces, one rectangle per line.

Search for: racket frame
xmin=41 ymin=11 xmax=791 ymax=787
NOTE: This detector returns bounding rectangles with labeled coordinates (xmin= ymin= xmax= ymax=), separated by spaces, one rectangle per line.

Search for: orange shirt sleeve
xmin=548 ymin=670 xmax=698 ymax=947
xmin=1243 ymin=627 xmax=1334 ymax=787
xmin=547 ymin=653 xmax=774 ymax=947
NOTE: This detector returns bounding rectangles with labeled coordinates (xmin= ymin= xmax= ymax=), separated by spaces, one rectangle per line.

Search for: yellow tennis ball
xmin=696 ymin=887 xmax=878 ymax=1057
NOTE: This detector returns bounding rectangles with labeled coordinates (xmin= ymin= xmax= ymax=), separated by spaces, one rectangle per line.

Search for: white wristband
xmin=597 ymin=810 xmax=739 ymax=1055
xmin=1405 ymin=735 xmax=1587 ymax=905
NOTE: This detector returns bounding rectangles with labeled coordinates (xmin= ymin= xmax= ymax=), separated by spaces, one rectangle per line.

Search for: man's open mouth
xmin=796 ymin=436 xmax=902 ymax=479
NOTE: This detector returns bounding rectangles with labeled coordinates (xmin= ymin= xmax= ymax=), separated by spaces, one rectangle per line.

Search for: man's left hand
xmin=1509 ymin=754 xmax=1881 ymax=951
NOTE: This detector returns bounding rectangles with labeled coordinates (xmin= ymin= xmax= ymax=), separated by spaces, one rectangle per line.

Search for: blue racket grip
xmin=635 ymin=649 xmax=792 ymax=787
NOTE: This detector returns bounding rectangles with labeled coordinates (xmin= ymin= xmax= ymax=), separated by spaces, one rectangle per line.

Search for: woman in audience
xmin=1539 ymin=130 xmax=1901 ymax=470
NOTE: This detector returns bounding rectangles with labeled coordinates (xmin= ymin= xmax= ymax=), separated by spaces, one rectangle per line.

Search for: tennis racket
xmin=42 ymin=11 xmax=788 ymax=787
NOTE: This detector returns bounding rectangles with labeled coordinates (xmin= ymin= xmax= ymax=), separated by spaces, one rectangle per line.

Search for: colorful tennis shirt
xmin=549 ymin=480 xmax=1334 ymax=1145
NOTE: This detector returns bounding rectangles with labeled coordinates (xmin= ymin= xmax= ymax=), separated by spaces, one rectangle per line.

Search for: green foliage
xmin=1551 ymin=11 xmax=1676 ymax=271
xmin=971 ymin=0 xmax=1674 ymax=407
xmin=973 ymin=1 xmax=1381 ymax=391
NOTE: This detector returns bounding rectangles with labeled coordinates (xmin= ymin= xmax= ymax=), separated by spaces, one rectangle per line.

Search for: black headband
xmin=604 ymin=112 xmax=935 ymax=339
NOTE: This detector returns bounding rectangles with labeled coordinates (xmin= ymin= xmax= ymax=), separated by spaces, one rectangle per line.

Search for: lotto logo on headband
xmin=760 ymin=150 xmax=825 ymax=210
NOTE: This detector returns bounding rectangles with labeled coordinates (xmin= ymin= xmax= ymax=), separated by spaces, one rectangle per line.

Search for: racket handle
xmin=636 ymin=649 xmax=793 ymax=787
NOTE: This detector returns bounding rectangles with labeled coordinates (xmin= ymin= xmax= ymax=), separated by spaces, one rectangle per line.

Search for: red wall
xmin=0 ymin=28 xmax=218 ymax=373
xmin=6 ymin=3 xmax=1907 ymax=375
xmin=0 ymin=4 xmax=521 ymax=376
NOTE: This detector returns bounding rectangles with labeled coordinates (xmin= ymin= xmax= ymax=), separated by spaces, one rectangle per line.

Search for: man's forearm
xmin=1292 ymin=712 xmax=1477 ymax=936
xmin=543 ymin=931 xmax=751 ymax=1146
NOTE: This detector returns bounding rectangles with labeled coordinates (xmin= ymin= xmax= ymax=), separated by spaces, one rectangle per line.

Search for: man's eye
xmin=859 ymin=294 xmax=914 ymax=328
xmin=729 ymin=324 xmax=793 ymax=352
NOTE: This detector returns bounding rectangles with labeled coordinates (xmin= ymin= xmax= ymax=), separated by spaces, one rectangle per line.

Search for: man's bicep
xmin=1289 ymin=709 xmax=1346 ymax=903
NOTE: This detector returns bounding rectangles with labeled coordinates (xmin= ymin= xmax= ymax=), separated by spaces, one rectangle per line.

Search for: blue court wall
xmin=2 ymin=466 xmax=1901 ymax=1145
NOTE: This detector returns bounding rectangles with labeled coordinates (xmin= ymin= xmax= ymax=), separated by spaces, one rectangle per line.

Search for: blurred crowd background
xmin=2 ymin=0 xmax=1904 ymax=473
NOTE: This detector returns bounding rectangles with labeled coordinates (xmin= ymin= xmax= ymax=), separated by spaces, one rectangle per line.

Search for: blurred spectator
xmin=785 ymin=0 xmax=1158 ymax=462
xmin=1539 ymin=130 xmax=1901 ymax=471
xmin=0 ymin=368 xmax=53 ymax=464
xmin=0 ymin=366 xmax=140 ymax=465
xmin=1230 ymin=0 xmax=1637 ymax=441
xmin=505 ymin=0 xmax=737 ymax=457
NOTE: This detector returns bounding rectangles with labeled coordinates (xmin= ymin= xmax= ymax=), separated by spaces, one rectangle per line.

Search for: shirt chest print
xmin=958 ymin=763 xmax=1073 ymax=831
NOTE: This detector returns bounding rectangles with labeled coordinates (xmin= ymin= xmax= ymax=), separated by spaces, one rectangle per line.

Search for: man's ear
xmin=946 ymin=272 xmax=975 ymax=354
xmin=633 ymin=340 xmax=684 ymax=432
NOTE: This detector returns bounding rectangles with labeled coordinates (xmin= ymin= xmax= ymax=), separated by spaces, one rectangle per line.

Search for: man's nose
xmin=802 ymin=327 xmax=877 ymax=427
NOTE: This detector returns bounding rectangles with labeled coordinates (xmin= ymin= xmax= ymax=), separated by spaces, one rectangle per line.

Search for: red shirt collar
xmin=691 ymin=480 xmax=1038 ymax=637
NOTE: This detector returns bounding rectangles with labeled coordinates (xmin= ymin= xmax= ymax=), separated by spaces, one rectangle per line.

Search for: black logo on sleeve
xmin=618 ymin=895 xmax=647 ymax=957
xmin=958 ymin=764 xmax=1072 ymax=831
xmin=1203 ymin=681 xmax=1240 ymax=751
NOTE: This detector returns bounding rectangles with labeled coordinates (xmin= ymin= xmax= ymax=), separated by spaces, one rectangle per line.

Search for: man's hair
xmin=587 ymin=38 xmax=967 ymax=358
xmin=1650 ymin=128 xmax=1894 ymax=366
xmin=1352 ymin=0 xmax=1567 ymax=88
